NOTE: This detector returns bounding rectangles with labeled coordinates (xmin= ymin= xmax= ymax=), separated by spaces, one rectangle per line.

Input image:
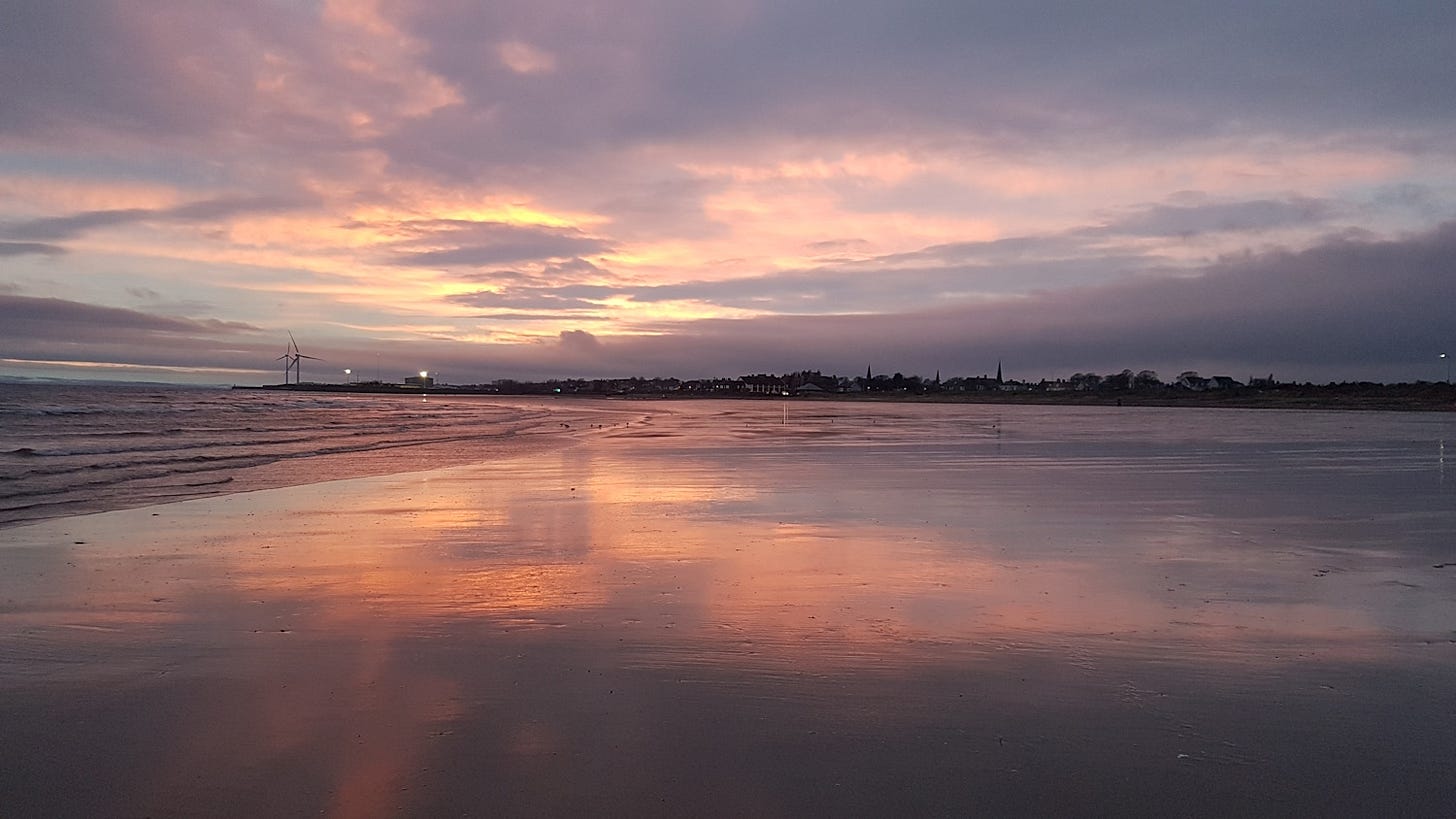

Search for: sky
xmin=1 ymin=0 xmax=1454 ymax=386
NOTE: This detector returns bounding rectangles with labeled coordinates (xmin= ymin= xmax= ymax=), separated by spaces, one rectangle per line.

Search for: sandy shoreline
xmin=4 ymin=402 xmax=1456 ymax=816
xmin=239 ymin=382 xmax=1456 ymax=413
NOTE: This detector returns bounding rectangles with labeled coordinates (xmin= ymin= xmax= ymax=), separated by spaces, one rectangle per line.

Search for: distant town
xmin=245 ymin=364 xmax=1456 ymax=412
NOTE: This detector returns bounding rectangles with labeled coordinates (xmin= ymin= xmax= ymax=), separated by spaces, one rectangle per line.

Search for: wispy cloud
xmin=1088 ymin=195 xmax=1344 ymax=238
xmin=0 ymin=295 xmax=257 ymax=340
xmin=0 ymin=241 xmax=64 ymax=256
xmin=383 ymin=221 xmax=613 ymax=268
xmin=0 ymin=196 xmax=306 ymax=242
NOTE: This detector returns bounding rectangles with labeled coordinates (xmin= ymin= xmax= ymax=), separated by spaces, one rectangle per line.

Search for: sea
xmin=0 ymin=382 xmax=617 ymax=528
xmin=8 ymin=379 xmax=1454 ymax=532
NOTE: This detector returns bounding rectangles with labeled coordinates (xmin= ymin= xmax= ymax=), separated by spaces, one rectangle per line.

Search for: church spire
xmin=996 ymin=360 xmax=1003 ymax=384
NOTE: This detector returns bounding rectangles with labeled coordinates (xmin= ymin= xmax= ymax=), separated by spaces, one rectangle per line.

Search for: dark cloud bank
xmin=399 ymin=219 xmax=1456 ymax=383
xmin=5 ymin=222 xmax=1453 ymax=384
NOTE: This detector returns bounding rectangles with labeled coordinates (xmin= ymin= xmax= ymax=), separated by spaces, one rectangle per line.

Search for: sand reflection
xmin=4 ymin=402 xmax=1456 ymax=815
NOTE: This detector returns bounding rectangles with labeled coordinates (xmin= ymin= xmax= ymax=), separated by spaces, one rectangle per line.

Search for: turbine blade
xmin=296 ymin=354 xmax=323 ymax=360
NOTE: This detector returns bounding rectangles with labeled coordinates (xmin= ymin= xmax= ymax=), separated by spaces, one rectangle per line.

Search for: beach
xmin=3 ymin=398 xmax=1456 ymax=816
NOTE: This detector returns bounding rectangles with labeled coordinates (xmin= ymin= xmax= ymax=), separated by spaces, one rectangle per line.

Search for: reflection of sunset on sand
xmin=3 ymin=401 xmax=1456 ymax=815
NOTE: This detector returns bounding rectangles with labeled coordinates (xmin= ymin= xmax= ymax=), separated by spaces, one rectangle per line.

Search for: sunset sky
xmin=2 ymin=0 xmax=1454 ymax=385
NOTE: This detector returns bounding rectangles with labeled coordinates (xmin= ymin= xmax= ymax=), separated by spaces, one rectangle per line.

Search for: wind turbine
xmin=276 ymin=332 xmax=323 ymax=384
xmin=288 ymin=331 xmax=322 ymax=384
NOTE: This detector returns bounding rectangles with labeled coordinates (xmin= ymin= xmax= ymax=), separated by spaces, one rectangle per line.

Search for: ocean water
xmin=0 ymin=383 xmax=617 ymax=528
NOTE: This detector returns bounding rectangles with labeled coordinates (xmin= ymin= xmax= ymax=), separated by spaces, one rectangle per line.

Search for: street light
xmin=344 ymin=368 xmax=352 ymax=384
xmin=1442 ymin=353 xmax=1449 ymax=384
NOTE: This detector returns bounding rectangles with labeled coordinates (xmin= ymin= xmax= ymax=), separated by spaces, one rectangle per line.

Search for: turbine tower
xmin=276 ymin=343 xmax=294 ymax=384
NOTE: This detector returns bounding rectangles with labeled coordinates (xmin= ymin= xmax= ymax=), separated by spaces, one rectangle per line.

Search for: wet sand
xmin=3 ymin=402 xmax=1456 ymax=816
